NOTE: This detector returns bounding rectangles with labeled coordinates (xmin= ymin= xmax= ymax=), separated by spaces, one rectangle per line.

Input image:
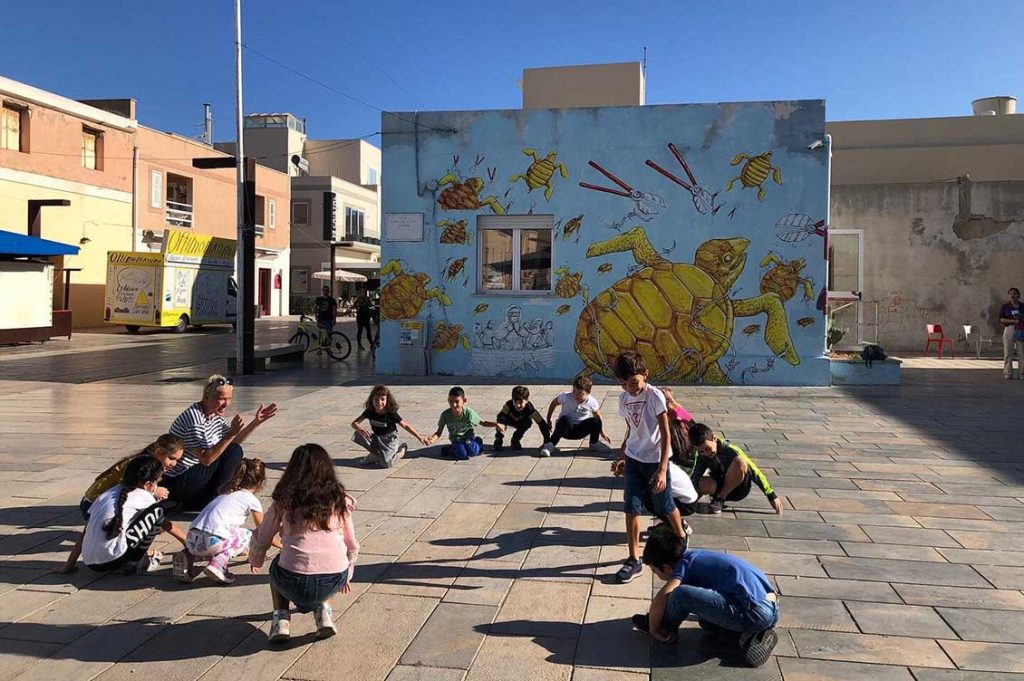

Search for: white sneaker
xmin=203 ymin=563 xmax=236 ymax=584
xmin=134 ymin=551 xmax=163 ymax=574
xmin=539 ymin=442 xmax=556 ymax=457
xmin=269 ymin=610 xmax=291 ymax=643
xmin=313 ymin=603 xmax=337 ymax=639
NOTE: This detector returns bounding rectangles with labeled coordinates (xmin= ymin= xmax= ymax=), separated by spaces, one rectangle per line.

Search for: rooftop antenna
xmin=642 ymin=46 xmax=647 ymax=76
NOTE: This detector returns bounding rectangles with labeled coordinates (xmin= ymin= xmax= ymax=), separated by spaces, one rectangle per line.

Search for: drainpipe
xmin=131 ymin=146 xmax=139 ymax=251
xmin=824 ymin=133 xmax=832 ymax=355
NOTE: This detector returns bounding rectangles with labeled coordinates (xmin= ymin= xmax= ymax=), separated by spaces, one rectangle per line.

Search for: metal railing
xmin=166 ymin=200 xmax=193 ymax=228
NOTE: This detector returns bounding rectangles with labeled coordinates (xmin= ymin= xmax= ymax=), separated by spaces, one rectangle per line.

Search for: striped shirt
xmin=166 ymin=402 xmax=229 ymax=478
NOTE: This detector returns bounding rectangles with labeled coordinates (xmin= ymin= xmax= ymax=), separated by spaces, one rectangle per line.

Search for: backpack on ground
xmin=861 ymin=344 xmax=887 ymax=367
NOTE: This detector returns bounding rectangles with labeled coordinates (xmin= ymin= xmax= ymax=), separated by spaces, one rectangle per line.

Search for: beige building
xmin=522 ymin=62 xmax=645 ymax=109
xmin=0 ymin=75 xmax=293 ymax=327
xmin=222 ymin=113 xmax=381 ymax=311
xmin=0 ymin=76 xmax=136 ymax=327
xmin=827 ymin=98 xmax=1024 ymax=351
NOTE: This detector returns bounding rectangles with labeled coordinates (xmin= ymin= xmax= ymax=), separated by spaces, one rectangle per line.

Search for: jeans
xmin=495 ymin=413 xmax=551 ymax=447
xmin=449 ymin=436 xmax=482 ymax=460
xmin=662 ymin=586 xmax=779 ymax=634
xmin=353 ymin=430 xmax=401 ymax=468
xmin=624 ymin=457 xmax=674 ymax=517
xmin=549 ymin=415 xmax=602 ymax=446
xmin=1003 ymin=325 xmax=1023 ymax=377
xmin=164 ymin=443 xmax=244 ymax=511
xmin=270 ymin=555 xmax=349 ymax=613
xmin=356 ymin=317 xmax=374 ymax=347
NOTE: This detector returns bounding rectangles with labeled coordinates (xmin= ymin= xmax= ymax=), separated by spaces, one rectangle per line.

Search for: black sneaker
xmin=493 ymin=438 xmax=504 ymax=452
xmin=700 ymin=498 xmax=724 ymax=515
xmin=631 ymin=613 xmax=650 ymax=633
xmin=616 ymin=558 xmax=643 ymax=583
xmin=510 ymin=438 xmax=523 ymax=451
xmin=739 ymin=628 xmax=778 ymax=668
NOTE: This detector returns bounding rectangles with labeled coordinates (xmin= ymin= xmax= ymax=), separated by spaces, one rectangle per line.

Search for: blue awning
xmin=0 ymin=230 xmax=79 ymax=257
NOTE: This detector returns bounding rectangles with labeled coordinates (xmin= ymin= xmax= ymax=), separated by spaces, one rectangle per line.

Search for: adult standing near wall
xmin=355 ymin=291 xmax=374 ymax=350
xmin=165 ymin=375 xmax=278 ymax=509
xmin=999 ymin=287 xmax=1024 ymax=379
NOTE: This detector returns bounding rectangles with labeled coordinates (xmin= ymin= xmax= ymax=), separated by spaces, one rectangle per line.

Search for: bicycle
xmin=288 ymin=315 xmax=352 ymax=361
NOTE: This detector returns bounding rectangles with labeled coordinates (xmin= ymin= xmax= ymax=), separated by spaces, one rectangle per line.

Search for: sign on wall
xmin=385 ymin=213 xmax=424 ymax=242
xmin=323 ymin=191 xmax=338 ymax=242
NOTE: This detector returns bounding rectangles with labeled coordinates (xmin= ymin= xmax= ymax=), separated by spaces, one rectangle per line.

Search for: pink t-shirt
xmin=669 ymin=404 xmax=693 ymax=423
xmin=252 ymin=498 xmax=359 ymax=575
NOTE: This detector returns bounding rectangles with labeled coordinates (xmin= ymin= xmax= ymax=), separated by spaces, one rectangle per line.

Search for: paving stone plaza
xmin=1 ymin=328 xmax=1023 ymax=680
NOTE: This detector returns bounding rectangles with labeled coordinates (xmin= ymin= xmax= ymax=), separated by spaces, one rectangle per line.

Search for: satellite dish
xmin=291 ymin=154 xmax=310 ymax=175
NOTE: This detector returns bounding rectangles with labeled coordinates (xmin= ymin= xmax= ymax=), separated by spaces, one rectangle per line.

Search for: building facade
xmin=135 ymin=126 xmax=291 ymax=317
xmin=827 ymin=104 xmax=1024 ymax=352
xmin=378 ymin=102 xmax=831 ymax=385
xmin=227 ymin=113 xmax=381 ymax=312
xmin=0 ymin=76 xmax=135 ymax=327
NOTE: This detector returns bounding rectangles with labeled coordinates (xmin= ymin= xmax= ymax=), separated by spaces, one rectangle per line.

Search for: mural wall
xmin=379 ymin=102 xmax=830 ymax=385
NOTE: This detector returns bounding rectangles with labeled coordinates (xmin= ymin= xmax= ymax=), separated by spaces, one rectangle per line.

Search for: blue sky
xmin=4 ymin=0 xmax=1021 ymax=143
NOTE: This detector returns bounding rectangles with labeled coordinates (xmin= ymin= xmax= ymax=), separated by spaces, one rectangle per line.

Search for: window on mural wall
xmin=477 ymin=215 xmax=553 ymax=294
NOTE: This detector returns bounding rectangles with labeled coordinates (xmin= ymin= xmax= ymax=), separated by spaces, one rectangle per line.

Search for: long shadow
xmin=835 ymin=366 xmax=1024 ymax=486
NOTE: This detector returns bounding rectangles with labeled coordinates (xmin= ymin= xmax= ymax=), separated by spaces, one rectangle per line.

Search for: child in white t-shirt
xmin=175 ymin=458 xmax=272 ymax=584
xmin=610 ymin=351 xmax=689 ymax=584
xmin=82 ymin=456 xmax=170 ymax=574
xmin=540 ymin=376 xmax=611 ymax=457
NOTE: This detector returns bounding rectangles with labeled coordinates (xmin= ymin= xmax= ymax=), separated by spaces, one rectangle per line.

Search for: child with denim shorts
xmin=611 ymin=351 xmax=690 ymax=584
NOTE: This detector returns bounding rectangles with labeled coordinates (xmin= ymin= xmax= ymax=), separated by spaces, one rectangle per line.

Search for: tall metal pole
xmin=233 ymin=0 xmax=246 ymax=372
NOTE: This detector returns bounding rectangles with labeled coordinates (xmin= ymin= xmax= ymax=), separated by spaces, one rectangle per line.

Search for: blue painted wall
xmin=379 ymin=102 xmax=830 ymax=385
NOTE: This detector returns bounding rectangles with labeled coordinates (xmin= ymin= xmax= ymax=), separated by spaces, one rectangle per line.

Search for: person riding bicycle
xmin=314 ymin=286 xmax=338 ymax=333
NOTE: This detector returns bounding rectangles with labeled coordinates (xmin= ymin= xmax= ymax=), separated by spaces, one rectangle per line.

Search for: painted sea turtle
xmin=380 ymin=260 xmax=452 ymax=320
xmin=759 ymin=252 xmax=814 ymax=302
xmin=554 ymin=267 xmax=588 ymax=302
xmin=436 ymin=173 xmax=505 ymax=214
xmin=443 ymin=257 xmax=468 ymax=286
xmin=560 ymin=214 xmax=583 ymax=242
xmin=725 ymin=151 xmax=782 ymax=202
xmin=574 ymin=226 xmax=799 ymax=384
xmin=438 ymin=219 xmax=470 ymax=245
xmin=510 ymin=148 xmax=569 ymax=201
xmin=432 ymin=322 xmax=470 ymax=352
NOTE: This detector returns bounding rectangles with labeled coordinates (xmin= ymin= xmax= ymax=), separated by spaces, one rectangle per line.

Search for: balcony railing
xmin=166 ymin=201 xmax=193 ymax=228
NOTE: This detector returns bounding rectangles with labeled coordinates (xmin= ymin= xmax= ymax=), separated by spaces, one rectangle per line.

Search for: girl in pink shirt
xmin=250 ymin=443 xmax=359 ymax=643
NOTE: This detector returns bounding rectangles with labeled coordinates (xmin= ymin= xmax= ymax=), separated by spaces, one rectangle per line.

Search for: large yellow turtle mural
xmin=574 ymin=227 xmax=800 ymax=384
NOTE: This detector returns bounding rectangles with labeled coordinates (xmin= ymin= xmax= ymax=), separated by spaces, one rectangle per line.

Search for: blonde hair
xmin=203 ymin=374 xmax=233 ymax=399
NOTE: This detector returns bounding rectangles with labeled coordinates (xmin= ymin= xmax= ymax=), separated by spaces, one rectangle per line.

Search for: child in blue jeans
xmin=633 ymin=525 xmax=780 ymax=668
xmin=425 ymin=387 xmax=498 ymax=460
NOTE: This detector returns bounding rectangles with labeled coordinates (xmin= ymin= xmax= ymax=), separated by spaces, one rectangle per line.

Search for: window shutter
xmin=150 ymin=171 xmax=162 ymax=208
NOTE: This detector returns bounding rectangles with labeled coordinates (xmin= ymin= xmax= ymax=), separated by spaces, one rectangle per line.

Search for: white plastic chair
xmin=963 ymin=324 xmax=998 ymax=358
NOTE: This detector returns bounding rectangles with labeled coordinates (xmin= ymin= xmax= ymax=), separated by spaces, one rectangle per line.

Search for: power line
xmin=308 ymin=7 xmax=427 ymax=110
xmin=242 ymin=44 xmax=454 ymax=134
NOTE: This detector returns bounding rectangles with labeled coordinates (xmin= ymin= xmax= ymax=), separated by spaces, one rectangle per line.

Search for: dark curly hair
xmin=272 ymin=444 xmax=347 ymax=531
xmin=365 ymin=385 xmax=399 ymax=413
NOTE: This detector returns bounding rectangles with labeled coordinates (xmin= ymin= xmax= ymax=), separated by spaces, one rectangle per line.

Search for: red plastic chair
xmin=924 ymin=324 xmax=955 ymax=358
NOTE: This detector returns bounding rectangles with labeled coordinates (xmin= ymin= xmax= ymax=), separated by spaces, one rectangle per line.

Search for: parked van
xmin=104 ymin=229 xmax=237 ymax=333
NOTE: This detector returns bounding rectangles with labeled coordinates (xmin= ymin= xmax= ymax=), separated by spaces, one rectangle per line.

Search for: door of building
xmin=258 ymin=268 xmax=271 ymax=316
xmin=828 ymin=229 xmax=864 ymax=347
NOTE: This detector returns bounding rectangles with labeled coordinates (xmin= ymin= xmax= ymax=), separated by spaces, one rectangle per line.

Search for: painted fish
xmin=597 ymin=262 xmax=613 ymax=274
xmin=797 ymin=316 xmax=815 ymax=328
xmin=473 ymin=303 xmax=489 ymax=315
xmin=742 ymin=324 xmax=761 ymax=335
xmin=556 ymin=304 xmax=572 ymax=316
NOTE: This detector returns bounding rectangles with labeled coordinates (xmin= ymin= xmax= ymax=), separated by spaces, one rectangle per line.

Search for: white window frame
xmin=269 ymin=199 xmax=277 ymax=229
xmin=476 ymin=214 xmax=554 ymax=296
xmin=367 ymin=166 xmax=378 ymax=185
xmin=150 ymin=170 xmax=162 ymax=208
xmin=1 ymin=104 xmax=23 ymax=152
xmin=81 ymin=128 xmax=100 ymax=170
xmin=291 ymin=200 xmax=310 ymax=225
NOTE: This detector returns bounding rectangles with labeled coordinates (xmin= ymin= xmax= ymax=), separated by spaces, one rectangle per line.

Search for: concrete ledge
xmin=227 ymin=343 xmax=305 ymax=372
xmin=831 ymin=357 xmax=902 ymax=385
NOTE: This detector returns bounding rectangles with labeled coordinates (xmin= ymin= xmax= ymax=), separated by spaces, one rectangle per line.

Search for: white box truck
xmin=104 ymin=229 xmax=237 ymax=333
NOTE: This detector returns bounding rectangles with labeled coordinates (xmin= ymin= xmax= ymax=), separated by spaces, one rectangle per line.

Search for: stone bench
xmin=227 ymin=343 xmax=305 ymax=372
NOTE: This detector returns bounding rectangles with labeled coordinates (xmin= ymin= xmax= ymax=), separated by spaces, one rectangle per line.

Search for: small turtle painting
xmin=554 ymin=267 xmax=588 ymax=302
xmin=380 ymin=260 xmax=452 ymax=321
xmin=797 ymin=316 xmax=816 ymax=328
xmin=725 ymin=151 xmax=782 ymax=202
xmin=432 ymin=322 xmax=471 ymax=352
xmin=556 ymin=304 xmax=572 ymax=316
xmin=742 ymin=324 xmax=761 ymax=336
xmin=597 ymin=262 xmax=614 ymax=274
xmin=442 ymin=257 xmax=468 ymax=286
xmin=759 ymin=252 xmax=815 ymax=302
xmin=436 ymin=173 xmax=506 ymax=214
xmin=510 ymin=148 xmax=569 ymax=201
xmin=439 ymin=219 xmax=471 ymax=245
xmin=473 ymin=303 xmax=489 ymax=315
xmin=561 ymin=214 xmax=584 ymax=242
